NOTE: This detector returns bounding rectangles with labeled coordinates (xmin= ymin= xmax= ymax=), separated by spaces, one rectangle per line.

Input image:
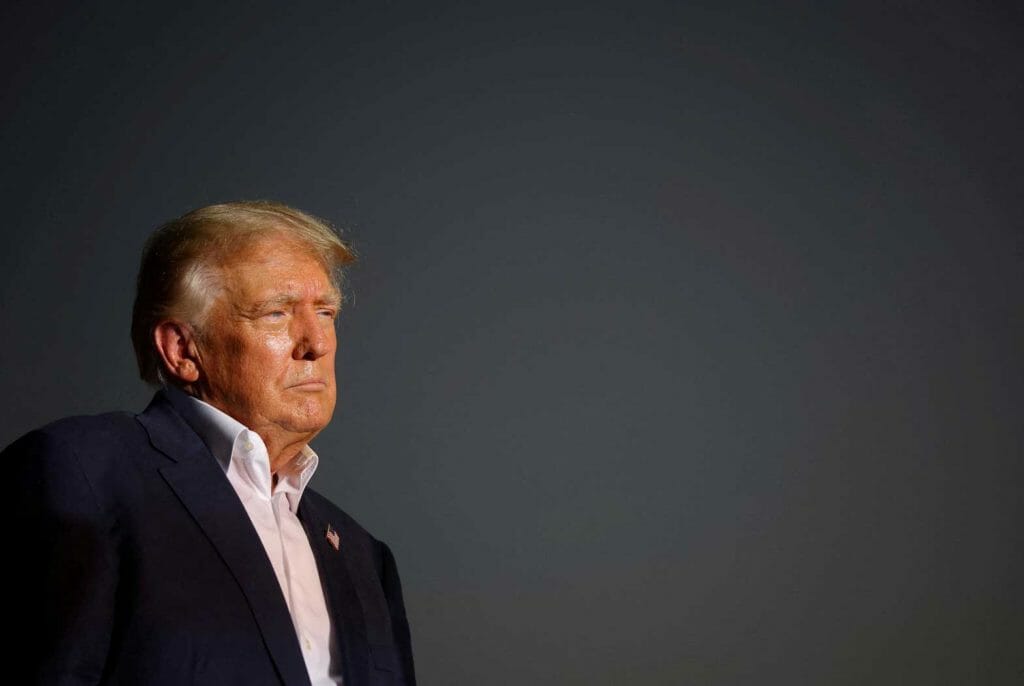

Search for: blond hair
xmin=131 ymin=200 xmax=355 ymax=385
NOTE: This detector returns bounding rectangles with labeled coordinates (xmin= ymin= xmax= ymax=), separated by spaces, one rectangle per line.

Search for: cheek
xmin=257 ymin=332 xmax=296 ymax=362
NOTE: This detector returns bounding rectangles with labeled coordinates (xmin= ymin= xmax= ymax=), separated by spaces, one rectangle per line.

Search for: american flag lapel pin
xmin=325 ymin=524 xmax=341 ymax=551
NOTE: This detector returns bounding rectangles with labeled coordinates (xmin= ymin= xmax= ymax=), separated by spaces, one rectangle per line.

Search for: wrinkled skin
xmin=157 ymin=234 xmax=341 ymax=475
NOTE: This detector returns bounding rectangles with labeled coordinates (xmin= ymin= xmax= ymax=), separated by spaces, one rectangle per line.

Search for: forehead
xmin=215 ymin=235 xmax=337 ymax=300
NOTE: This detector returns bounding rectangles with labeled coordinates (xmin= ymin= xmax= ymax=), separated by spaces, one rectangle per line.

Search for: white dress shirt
xmin=176 ymin=389 xmax=343 ymax=685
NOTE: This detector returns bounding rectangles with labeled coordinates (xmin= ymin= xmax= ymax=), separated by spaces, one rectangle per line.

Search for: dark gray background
xmin=2 ymin=1 xmax=1022 ymax=684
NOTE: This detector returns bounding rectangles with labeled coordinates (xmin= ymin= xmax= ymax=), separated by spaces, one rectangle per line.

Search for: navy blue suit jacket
xmin=7 ymin=389 xmax=415 ymax=685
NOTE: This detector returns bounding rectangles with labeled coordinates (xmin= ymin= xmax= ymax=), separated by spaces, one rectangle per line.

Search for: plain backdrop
xmin=2 ymin=1 xmax=1022 ymax=684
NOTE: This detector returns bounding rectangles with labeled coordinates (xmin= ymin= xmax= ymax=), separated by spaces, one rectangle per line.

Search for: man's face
xmin=191 ymin=234 xmax=340 ymax=445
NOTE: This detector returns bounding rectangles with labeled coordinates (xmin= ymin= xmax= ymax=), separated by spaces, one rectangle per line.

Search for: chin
xmin=288 ymin=405 xmax=333 ymax=434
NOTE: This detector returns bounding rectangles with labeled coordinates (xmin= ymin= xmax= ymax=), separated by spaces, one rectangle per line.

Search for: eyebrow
xmin=246 ymin=291 xmax=342 ymax=313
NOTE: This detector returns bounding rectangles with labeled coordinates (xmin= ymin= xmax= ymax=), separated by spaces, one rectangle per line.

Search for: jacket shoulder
xmin=5 ymin=410 xmax=150 ymax=511
xmin=302 ymin=486 xmax=376 ymax=541
xmin=4 ymin=410 xmax=146 ymax=459
xmin=300 ymin=486 xmax=407 ymax=587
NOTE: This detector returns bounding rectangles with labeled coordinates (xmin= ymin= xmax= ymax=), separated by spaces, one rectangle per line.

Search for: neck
xmin=182 ymin=388 xmax=317 ymax=475
xmin=264 ymin=438 xmax=310 ymax=476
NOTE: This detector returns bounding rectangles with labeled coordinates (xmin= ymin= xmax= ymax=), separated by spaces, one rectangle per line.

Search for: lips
xmin=287 ymin=379 xmax=328 ymax=390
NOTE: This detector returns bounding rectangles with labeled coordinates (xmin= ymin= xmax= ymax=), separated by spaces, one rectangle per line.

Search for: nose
xmin=292 ymin=307 xmax=334 ymax=360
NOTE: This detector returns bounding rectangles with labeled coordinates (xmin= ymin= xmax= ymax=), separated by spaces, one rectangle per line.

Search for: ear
xmin=152 ymin=321 xmax=202 ymax=384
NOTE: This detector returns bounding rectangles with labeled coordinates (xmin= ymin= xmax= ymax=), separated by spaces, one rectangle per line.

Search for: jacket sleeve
xmin=8 ymin=428 xmax=118 ymax=685
xmin=379 ymin=541 xmax=416 ymax=686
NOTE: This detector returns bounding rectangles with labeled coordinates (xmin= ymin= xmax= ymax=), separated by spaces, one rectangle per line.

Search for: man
xmin=5 ymin=201 xmax=416 ymax=685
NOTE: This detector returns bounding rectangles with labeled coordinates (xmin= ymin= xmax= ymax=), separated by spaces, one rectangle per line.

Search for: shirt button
xmin=304 ymin=636 xmax=312 ymax=651
xmin=243 ymin=440 xmax=254 ymax=451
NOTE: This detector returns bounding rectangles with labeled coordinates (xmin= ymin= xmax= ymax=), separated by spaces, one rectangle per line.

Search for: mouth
xmin=287 ymin=379 xmax=328 ymax=390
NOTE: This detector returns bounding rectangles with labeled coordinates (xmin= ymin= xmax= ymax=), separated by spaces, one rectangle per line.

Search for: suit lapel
xmin=137 ymin=391 xmax=313 ymax=686
xmin=297 ymin=494 xmax=371 ymax=686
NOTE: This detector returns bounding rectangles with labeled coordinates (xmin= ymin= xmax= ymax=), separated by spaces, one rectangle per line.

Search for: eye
xmin=317 ymin=308 xmax=337 ymax=320
xmin=264 ymin=310 xmax=287 ymax=321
